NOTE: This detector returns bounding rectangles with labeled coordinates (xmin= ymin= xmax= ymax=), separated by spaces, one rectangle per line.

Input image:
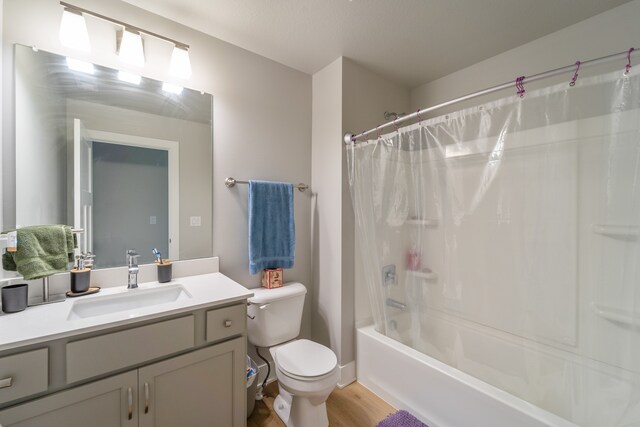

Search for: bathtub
xmin=356 ymin=325 xmax=577 ymax=427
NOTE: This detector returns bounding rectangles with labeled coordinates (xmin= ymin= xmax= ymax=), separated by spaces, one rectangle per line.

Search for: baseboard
xmin=337 ymin=360 xmax=357 ymax=388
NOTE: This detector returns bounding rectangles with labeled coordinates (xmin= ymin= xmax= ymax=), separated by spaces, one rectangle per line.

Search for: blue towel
xmin=248 ymin=180 xmax=295 ymax=275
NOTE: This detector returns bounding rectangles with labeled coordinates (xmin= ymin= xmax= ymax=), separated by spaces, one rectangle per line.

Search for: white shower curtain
xmin=347 ymin=67 xmax=640 ymax=426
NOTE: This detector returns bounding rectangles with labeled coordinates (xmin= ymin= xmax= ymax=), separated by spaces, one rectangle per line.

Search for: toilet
xmin=247 ymin=282 xmax=339 ymax=427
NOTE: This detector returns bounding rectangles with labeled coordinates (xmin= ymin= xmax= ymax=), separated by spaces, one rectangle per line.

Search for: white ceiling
xmin=123 ymin=0 xmax=631 ymax=88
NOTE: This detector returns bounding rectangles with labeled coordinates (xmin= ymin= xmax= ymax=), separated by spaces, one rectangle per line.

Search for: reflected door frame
xmin=77 ymin=125 xmax=180 ymax=261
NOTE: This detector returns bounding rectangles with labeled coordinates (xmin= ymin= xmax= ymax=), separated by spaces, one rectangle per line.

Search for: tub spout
xmin=386 ymin=298 xmax=406 ymax=310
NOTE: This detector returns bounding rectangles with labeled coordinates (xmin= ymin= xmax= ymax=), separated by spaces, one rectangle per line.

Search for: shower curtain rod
xmin=343 ymin=48 xmax=636 ymax=145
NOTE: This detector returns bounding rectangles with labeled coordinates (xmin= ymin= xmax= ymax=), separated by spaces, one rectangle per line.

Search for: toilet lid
xmin=276 ymin=339 xmax=337 ymax=378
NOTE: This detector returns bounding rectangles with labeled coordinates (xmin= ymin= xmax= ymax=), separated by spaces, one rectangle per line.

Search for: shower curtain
xmin=347 ymin=67 xmax=640 ymax=426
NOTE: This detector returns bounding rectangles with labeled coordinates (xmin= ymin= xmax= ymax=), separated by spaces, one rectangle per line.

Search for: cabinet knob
xmin=224 ymin=320 xmax=232 ymax=328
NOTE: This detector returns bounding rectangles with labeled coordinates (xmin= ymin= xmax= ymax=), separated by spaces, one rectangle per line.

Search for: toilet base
xmin=273 ymin=387 xmax=329 ymax=427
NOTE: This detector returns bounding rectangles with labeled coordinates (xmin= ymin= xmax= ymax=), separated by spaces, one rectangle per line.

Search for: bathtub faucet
xmin=386 ymin=298 xmax=406 ymax=310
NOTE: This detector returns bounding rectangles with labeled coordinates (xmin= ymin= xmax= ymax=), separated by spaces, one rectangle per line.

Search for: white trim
xmin=73 ymin=120 xmax=81 ymax=233
xmin=85 ymin=129 xmax=180 ymax=261
xmin=337 ymin=360 xmax=356 ymax=388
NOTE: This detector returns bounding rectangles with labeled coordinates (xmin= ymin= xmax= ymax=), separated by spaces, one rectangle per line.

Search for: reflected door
xmin=91 ymin=142 xmax=170 ymax=268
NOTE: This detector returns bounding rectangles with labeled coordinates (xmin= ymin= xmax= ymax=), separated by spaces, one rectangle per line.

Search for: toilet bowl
xmin=246 ymin=283 xmax=339 ymax=427
xmin=270 ymin=339 xmax=339 ymax=427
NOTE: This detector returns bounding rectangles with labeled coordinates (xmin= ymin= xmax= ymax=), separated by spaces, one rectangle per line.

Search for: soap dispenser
xmin=70 ymin=253 xmax=92 ymax=293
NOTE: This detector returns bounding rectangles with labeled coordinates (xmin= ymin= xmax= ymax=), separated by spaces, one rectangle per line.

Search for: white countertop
xmin=0 ymin=272 xmax=253 ymax=352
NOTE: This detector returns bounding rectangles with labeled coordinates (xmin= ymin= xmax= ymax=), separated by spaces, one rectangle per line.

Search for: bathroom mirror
xmin=13 ymin=44 xmax=213 ymax=269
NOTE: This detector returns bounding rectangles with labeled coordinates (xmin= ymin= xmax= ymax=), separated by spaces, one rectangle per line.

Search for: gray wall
xmin=311 ymin=57 xmax=409 ymax=380
xmin=411 ymin=0 xmax=640 ymax=115
xmin=341 ymin=58 xmax=410 ymax=354
xmin=311 ymin=58 xmax=343 ymax=363
xmin=92 ymin=142 xmax=169 ymax=268
xmin=2 ymin=0 xmax=312 ymax=337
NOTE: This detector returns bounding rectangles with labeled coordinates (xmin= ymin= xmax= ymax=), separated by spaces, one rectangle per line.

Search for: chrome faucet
xmin=126 ymin=249 xmax=140 ymax=289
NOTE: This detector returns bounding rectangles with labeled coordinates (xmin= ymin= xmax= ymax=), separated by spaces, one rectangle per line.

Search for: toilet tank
xmin=247 ymin=282 xmax=306 ymax=347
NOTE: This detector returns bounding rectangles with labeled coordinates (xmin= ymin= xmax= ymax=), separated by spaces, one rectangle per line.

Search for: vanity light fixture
xmin=66 ymin=57 xmax=94 ymax=74
xmin=59 ymin=2 xmax=191 ymax=77
xmin=59 ymin=8 xmax=90 ymax=52
xmin=162 ymin=82 xmax=184 ymax=95
xmin=169 ymin=46 xmax=192 ymax=79
xmin=118 ymin=70 xmax=141 ymax=85
xmin=118 ymin=29 xmax=145 ymax=67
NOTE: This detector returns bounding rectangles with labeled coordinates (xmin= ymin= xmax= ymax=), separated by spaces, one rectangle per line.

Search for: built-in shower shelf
xmin=405 ymin=218 xmax=439 ymax=227
xmin=592 ymin=224 xmax=639 ymax=239
xmin=407 ymin=270 xmax=438 ymax=281
xmin=592 ymin=303 xmax=640 ymax=327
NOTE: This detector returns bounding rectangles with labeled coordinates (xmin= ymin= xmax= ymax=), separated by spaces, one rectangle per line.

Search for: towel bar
xmin=225 ymin=177 xmax=308 ymax=192
xmin=1 ymin=228 xmax=85 ymax=305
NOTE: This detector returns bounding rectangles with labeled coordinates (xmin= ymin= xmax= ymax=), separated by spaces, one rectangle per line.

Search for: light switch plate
xmin=190 ymin=216 xmax=201 ymax=227
xmin=150 ymin=216 xmax=157 ymax=225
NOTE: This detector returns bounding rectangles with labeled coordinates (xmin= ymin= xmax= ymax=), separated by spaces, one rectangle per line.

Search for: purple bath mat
xmin=377 ymin=410 xmax=428 ymax=427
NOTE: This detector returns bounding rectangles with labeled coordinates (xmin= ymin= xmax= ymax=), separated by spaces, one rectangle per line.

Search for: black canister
xmin=157 ymin=261 xmax=172 ymax=283
xmin=1 ymin=284 xmax=28 ymax=313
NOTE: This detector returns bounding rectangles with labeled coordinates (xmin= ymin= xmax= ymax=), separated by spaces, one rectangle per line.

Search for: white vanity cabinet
xmin=0 ymin=371 xmax=139 ymax=427
xmin=138 ymin=338 xmax=244 ymax=427
xmin=0 ymin=301 xmax=248 ymax=427
xmin=0 ymin=349 xmax=48 ymax=405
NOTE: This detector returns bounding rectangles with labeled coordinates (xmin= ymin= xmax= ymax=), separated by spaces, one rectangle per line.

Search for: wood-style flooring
xmin=247 ymin=381 xmax=395 ymax=427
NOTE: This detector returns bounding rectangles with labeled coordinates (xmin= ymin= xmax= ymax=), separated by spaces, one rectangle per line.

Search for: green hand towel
xmin=2 ymin=225 xmax=75 ymax=280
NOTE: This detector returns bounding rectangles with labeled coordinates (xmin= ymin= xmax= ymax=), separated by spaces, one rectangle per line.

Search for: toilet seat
xmin=277 ymin=364 xmax=338 ymax=382
xmin=275 ymin=339 xmax=337 ymax=381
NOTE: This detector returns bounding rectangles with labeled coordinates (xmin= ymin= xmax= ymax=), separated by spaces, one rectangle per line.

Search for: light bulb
xmin=59 ymin=9 xmax=90 ymax=52
xmin=118 ymin=29 xmax=145 ymax=67
xmin=169 ymin=46 xmax=191 ymax=79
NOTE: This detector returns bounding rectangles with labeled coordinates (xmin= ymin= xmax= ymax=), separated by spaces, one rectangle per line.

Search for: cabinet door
xmin=139 ymin=338 xmax=246 ymax=427
xmin=0 ymin=371 xmax=137 ymax=427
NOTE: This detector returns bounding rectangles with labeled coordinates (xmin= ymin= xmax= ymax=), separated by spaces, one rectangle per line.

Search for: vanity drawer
xmin=67 ymin=315 xmax=195 ymax=383
xmin=0 ymin=348 xmax=48 ymax=405
xmin=206 ymin=304 xmax=245 ymax=342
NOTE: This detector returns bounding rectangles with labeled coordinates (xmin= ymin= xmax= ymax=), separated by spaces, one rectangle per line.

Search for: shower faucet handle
xmin=382 ymin=264 xmax=396 ymax=286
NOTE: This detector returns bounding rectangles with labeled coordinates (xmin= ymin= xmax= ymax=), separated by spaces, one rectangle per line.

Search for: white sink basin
xmin=68 ymin=284 xmax=192 ymax=320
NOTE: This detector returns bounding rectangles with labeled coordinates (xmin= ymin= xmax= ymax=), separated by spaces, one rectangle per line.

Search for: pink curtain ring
xmin=569 ymin=61 xmax=581 ymax=87
xmin=515 ymin=76 xmax=526 ymax=98
xmin=416 ymin=109 xmax=423 ymax=125
xmin=376 ymin=126 xmax=382 ymax=140
xmin=626 ymin=47 xmax=635 ymax=74
xmin=393 ymin=118 xmax=400 ymax=133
